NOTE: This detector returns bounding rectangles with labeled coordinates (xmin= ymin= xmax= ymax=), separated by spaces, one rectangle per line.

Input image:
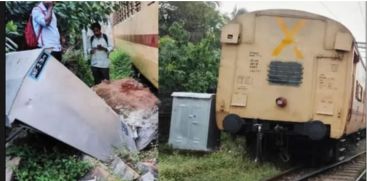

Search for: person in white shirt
xmin=32 ymin=1 xmax=62 ymax=61
xmin=88 ymin=22 xmax=113 ymax=85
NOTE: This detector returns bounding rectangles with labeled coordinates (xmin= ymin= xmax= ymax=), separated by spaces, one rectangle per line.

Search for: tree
xmin=5 ymin=2 xmax=121 ymax=50
xmin=159 ymin=2 xmax=227 ymax=93
xmin=159 ymin=2 xmax=228 ymax=43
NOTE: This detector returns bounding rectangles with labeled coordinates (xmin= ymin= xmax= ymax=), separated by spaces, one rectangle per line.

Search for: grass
xmin=159 ymin=133 xmax=280 ymax=181
xmin=109 ymin=49 xmax=133 ymax=80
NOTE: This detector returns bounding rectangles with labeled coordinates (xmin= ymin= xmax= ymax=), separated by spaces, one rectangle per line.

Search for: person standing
xmin=32 ymin=1 xmax=63 ymax=61
xmin=88 ymin=22 xmax=113 ymax=85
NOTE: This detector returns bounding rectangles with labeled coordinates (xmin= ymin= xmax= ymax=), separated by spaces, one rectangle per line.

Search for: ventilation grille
xmin=268 ymin=61 xmax=303 ymax=86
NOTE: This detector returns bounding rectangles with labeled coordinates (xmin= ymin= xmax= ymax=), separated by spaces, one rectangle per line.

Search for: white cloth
xmin=87 ymin=35 xmax=113 ymax=68
xmin=32 ymin=3 xmax=61 ymax=52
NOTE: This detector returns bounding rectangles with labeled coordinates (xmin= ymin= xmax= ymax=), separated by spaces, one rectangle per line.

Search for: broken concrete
xmin=110 ymin=157 xmax=140 ymax=180
xmin=93 ymin=78 xmax=159 ymax=151
xmin=136 ymin=161 xmax=158 ymax=176
xmin=120 ymin=110 xmax=158 ymax=150
xmin=79 ymin=165 xmax=119 ymax=181
xmin=6 ymin=157 xmax=21 ymax=181
xmin=139 ymin=172 xmax=155 ymax=181
xmin=80 ymin=155 xmax=120 ymax=181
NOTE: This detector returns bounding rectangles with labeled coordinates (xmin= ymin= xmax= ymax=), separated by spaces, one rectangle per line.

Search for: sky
xmin=218 ymin=1 xmax=366 ymax=57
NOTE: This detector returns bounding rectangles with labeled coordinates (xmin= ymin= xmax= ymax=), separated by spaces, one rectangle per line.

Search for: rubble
xmin=136 ymin=161 xmax=158 ymax=176
xmin=79 ymin=78 xmax=160 ymax=181
xmin=121 ymin=110 xmax=158 ymax=150
xmin=139 ymin=172 xmax=155 ymax=181
xmin=6 ymin=157 xmax=21 ymax=181
xmin=80 ymin=155 xmax=120 ymax=181
xmin=110 ymin=157 xmax=140 ymax=180
xmin=93 ymin=78 xmax=159 ymax=150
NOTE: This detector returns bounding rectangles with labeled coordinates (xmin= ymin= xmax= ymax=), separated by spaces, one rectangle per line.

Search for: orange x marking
xmin=272 ymin=18 xmax=305 ymax=59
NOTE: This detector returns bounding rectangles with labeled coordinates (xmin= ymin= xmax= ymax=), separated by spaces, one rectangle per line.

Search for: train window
xmin=130 ymin=2 xmax=134 ymax=16
xmin=356 ymin=81 xmax=363 ymax=102
xmin=135 ymin=2 xmax=141 ymax=12
xmin=113 ymin=1 xmax=144 ymax=26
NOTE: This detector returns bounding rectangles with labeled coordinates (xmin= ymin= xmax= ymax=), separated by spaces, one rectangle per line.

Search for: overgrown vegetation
xmin=110 ymin=50 xmax=133 ymax=80
xmin=159 ymin=133 xmax=279 ymax=181
xmin=159 ymin=2 xmax=227 ymax=93
xmin=159 ymin=24 xmax=220 ymax=92
xmin=6 ymin=133 xmax=92 ymax=181
xmin=5 ymin=1 xmax=121 ymax=50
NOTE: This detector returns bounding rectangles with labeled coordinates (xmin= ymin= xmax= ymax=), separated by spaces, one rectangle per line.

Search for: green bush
xmin=159 ymin=22 xmax=220 ymax=93
xmin=7 ymin=144 xmax=92 ymax=181
xmin=109 ymin=49 xmax=133 ymax=80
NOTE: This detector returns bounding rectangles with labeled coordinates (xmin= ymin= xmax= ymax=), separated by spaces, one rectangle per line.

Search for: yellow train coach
xmin=216 ymin=9 xmax=365 ymax=161
xmin=112 ymin=1 xmax=158 ymax=89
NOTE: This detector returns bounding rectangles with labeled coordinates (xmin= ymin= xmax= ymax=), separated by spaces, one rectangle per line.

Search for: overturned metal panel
xmin=6 ymin=49 xmax=137 ymax=161
xmin=6 ymin=49 xmax=44 ymax=126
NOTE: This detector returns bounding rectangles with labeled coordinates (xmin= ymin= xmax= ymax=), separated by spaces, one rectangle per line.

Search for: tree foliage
xmin=5 ymin=1 xmax=120 ymax=50
xmin=159 ymin=2 xmax=228 ymax=93
xmin=159 ymin=2 xmax=228 ymax=43
xmin=160 ymin=22 xmax=221 ymax=93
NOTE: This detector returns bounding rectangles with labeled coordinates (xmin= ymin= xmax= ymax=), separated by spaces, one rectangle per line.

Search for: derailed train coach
xmin=111 ymin=1 xmax=158 ymax=89
xmin=216 ymin=9 xmax=366 ymax=161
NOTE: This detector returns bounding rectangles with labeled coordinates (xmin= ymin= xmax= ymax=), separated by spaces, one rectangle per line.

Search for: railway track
xmin=264 ymin=151 xmax=366 ymax=181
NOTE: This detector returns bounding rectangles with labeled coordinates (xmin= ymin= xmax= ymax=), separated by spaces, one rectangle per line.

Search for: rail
xmin=264 ymin=151 xmax=366 ymax=181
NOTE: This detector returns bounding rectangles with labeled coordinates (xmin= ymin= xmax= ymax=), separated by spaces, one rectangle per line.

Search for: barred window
xmin=135 ymin=2 xmax=141 ymax=12
xmin=112 ymin=1 xmax=143 ymax=26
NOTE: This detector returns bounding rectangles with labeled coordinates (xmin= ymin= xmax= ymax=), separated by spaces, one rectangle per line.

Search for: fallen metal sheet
xmin=6 ymin=49 xmax=137 ymax=161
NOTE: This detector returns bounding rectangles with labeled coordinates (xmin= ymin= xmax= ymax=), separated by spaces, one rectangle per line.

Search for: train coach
xmin=111 ymin=1 xmax=158 ymax=90
xmin=216 ymin=9 xmax=366 ymax=162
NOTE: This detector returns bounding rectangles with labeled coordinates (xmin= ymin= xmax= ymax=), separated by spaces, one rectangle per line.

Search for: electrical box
xmin=168 ymin=92 xmax=219 ymax=151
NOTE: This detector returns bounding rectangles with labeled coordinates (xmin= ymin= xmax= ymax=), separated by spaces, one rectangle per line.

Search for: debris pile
xmin=91 ymin=78 xmax=159 ymax=180
xmin=93 ymin=78 xmax=159 ymax=113
xmin=93 ymin=78 xmax=159 ymax=150
xmin=80 ymin=155 xmax=158 ymax=181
